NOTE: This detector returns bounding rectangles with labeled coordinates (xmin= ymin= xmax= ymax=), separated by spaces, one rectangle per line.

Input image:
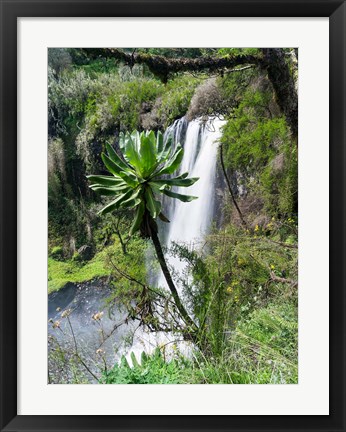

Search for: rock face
xmin=77 ymin=245 xmax=93 ymax=261
xmin=271 ymin=153 xmax=285 ymax=173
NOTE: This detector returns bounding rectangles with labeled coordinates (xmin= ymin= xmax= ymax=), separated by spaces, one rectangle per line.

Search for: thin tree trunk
xmin=261 ymin=48 xmax=298 ymax=141
xmin=115 ymin=229 xmax=127 ymax=255
xmin=219 ymin=144 xmax=247 ymax=228
xmin=150 ymin=228 xmax=197 ymax=333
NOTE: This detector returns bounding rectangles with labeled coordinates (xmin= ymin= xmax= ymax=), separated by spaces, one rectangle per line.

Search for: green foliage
xmin=167 ymin=242 xmax=211 ymax=321
xmin=217 ymin=48 xmax=261 ymax=58
xmin=71 ymin=251 xmax=83 ymax=263
xmin=75 ymin=58 xmax=119 ymax=77
xmin=48 ymin=197 xmax=96 ymax=256
xmin=48 ymin=251 xmax=109 ymax=293
xmin=88 ymin=130 xmax=199 ymax=236
xmin=219 ymin=71 xmax=297 ymax=217
xmin=48 ymin=234 xmax=148 ymax=294
xmin=169 ymin=218 xmax=297 ymax=357
xmin=140 ymin=48 xmax=217 ymax=59
xmin=259 ymin=144 xmax=298 ymax=215
xmin=49 ymin=246 xmax=64 ymax=261
xmin=48 ymin=49 xmax=298 ymax=385
xmin=190 ymin=300 xmax=297 ymax=384
xmin=101 ymin=349 xmax=188 ymax=384
xmin=103 ymin=79 xmax=163 ymax=131
xmin=104 ymin=236 xmax=150 ymax=307
xmin=237 ymin=301 xmax=298 ymax=363
xmin=222 ymin=116 xmax=288 ymax=173
xmin=100 ymin=299 xmax=297 ymax=385
xmin=157 ymin=75 xmax=202 ymax=127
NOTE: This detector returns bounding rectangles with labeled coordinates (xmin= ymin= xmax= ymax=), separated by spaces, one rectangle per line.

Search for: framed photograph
xmin=1 ymin=0 xmax=345 ymax=431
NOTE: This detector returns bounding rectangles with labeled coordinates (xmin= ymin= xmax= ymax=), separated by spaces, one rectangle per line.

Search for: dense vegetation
xmin=48 ymin=48 xmax=298 ymax=384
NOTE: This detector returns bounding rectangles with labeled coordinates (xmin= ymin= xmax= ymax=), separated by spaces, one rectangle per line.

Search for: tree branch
xmin=81 ymin=48 xmax=262 ymax=83
xmin=270 ymin=271 xmax=297 ymax=287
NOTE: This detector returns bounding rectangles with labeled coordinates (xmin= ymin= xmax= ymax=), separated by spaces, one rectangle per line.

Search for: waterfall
xmin=158 ymin=117 xmax=225 ymax=294
xmin=124 ymin=117 xmax=225 ymax=364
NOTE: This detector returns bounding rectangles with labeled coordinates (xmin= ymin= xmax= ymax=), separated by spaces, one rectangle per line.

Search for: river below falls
xmin=48 ymin=281 xmax=128 ymax=382
xmin=48 ymin=280 xmax=193 ymax=383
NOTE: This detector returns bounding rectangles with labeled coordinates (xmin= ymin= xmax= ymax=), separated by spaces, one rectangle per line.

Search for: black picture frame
xmin=1 ymin=1 xmax=345 ymax=431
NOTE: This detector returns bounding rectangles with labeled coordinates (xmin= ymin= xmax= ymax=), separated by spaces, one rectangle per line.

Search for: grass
xmin=48 ymin=236 xmax=149 ymax=294
xmin=101 ymin=298 xmax=298 ymax=384
xmin=190 ymin=300 xmax=298 ymax=384
xmin=101 ymin=350 xmax=190 ymax=384
xmin=48 ymin=248 xmax=111 ymax=293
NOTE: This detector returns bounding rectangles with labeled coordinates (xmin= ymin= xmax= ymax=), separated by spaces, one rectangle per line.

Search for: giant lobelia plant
xmin=87 ymin=130 xmax=198 ymax=332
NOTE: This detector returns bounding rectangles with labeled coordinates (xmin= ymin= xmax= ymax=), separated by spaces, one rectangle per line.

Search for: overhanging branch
xmin=81 ymin=48 xmax=262 ymax=83
xmin=81 ymin=48 xmax=297 ymax=139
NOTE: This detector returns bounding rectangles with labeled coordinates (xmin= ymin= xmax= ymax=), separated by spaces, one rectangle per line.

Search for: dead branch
xmin=270 ymin=271 xmax=298 ymax=288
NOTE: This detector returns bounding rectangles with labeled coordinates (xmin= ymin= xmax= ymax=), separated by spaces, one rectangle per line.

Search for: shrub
xmin=101 ymin=349 xmax=188 ymax=384
xmin=219 ymin=71 xmax=297 ymax=217
xmin=71 ymin=251 xmax=83 ymax=263
xmin=190 ymin=300 xmax=298 ymax=384
xmin=156 ymin=75 xmax=202 ymax=127
xmin=50 ymin=246 xmax=64 ymax=261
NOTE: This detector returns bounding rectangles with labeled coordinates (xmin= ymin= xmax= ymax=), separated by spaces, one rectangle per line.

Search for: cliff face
xmin=48 ymin=50 xmax=297 ymax=252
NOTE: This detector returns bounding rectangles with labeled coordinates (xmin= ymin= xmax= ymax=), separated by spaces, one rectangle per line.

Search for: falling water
xmin=158 ymin=117 xmax=225 ymax=293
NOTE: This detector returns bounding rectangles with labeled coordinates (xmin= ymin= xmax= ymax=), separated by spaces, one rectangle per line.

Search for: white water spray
xmin=158 ymin=117 xmax=225 ymax=293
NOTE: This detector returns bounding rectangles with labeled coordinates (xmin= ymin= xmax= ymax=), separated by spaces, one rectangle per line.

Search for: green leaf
xmin=157 ymin=134 xmax=173 ymax=163
xmin=119 ymin=188 xmax=142 ymax=208
xmin=119 ymin=170 xmax=139 ymax=187
xmin=141 ymin=351 xmax=148 ymax=365
xmin=87 ymin=175 xmax=125 ymax=187
xmin=175 ymin=172 xmax=189 ymax=180
xmin=129 ymin=201 xmax=145 ymax=236
xmin=146 ymin=130 xmax=156 ymax=148
xmin=156 ymin=146 xmax=184 ymax=176
xmin=101 ymin=153 xmax=124 ymax=177
xmin=130 ymin=352 xmax=140 ymax=368
xmin=139 ymin=135 xmax=157 ymax=177
xmin=123 ymin=132 xmax=142 ymax=172
xmin=106 ymin=143 xmax=129 ymax=171
xmin=122 ymin=198 xmax=142 ymax=209
xmin=161 ymin=188 xmax=198 ymax=202
xmin=98 ymin=189 xmax=134 ymax=215
xmin=145 ymin=188 xmax=161 ymax=219
xmin=90 ymin=184 xmax=130 ymax=196
xmin=150 ymin=176 xmax=199 ymax=188
xmin=101 ymin=153 xmax=138 ymax=187
xmin=156 ymin=131 xmax=164 ymax=155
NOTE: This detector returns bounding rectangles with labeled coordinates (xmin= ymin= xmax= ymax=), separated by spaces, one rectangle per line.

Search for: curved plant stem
xmin=150 ymin=223 xmax=197 ymax=334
